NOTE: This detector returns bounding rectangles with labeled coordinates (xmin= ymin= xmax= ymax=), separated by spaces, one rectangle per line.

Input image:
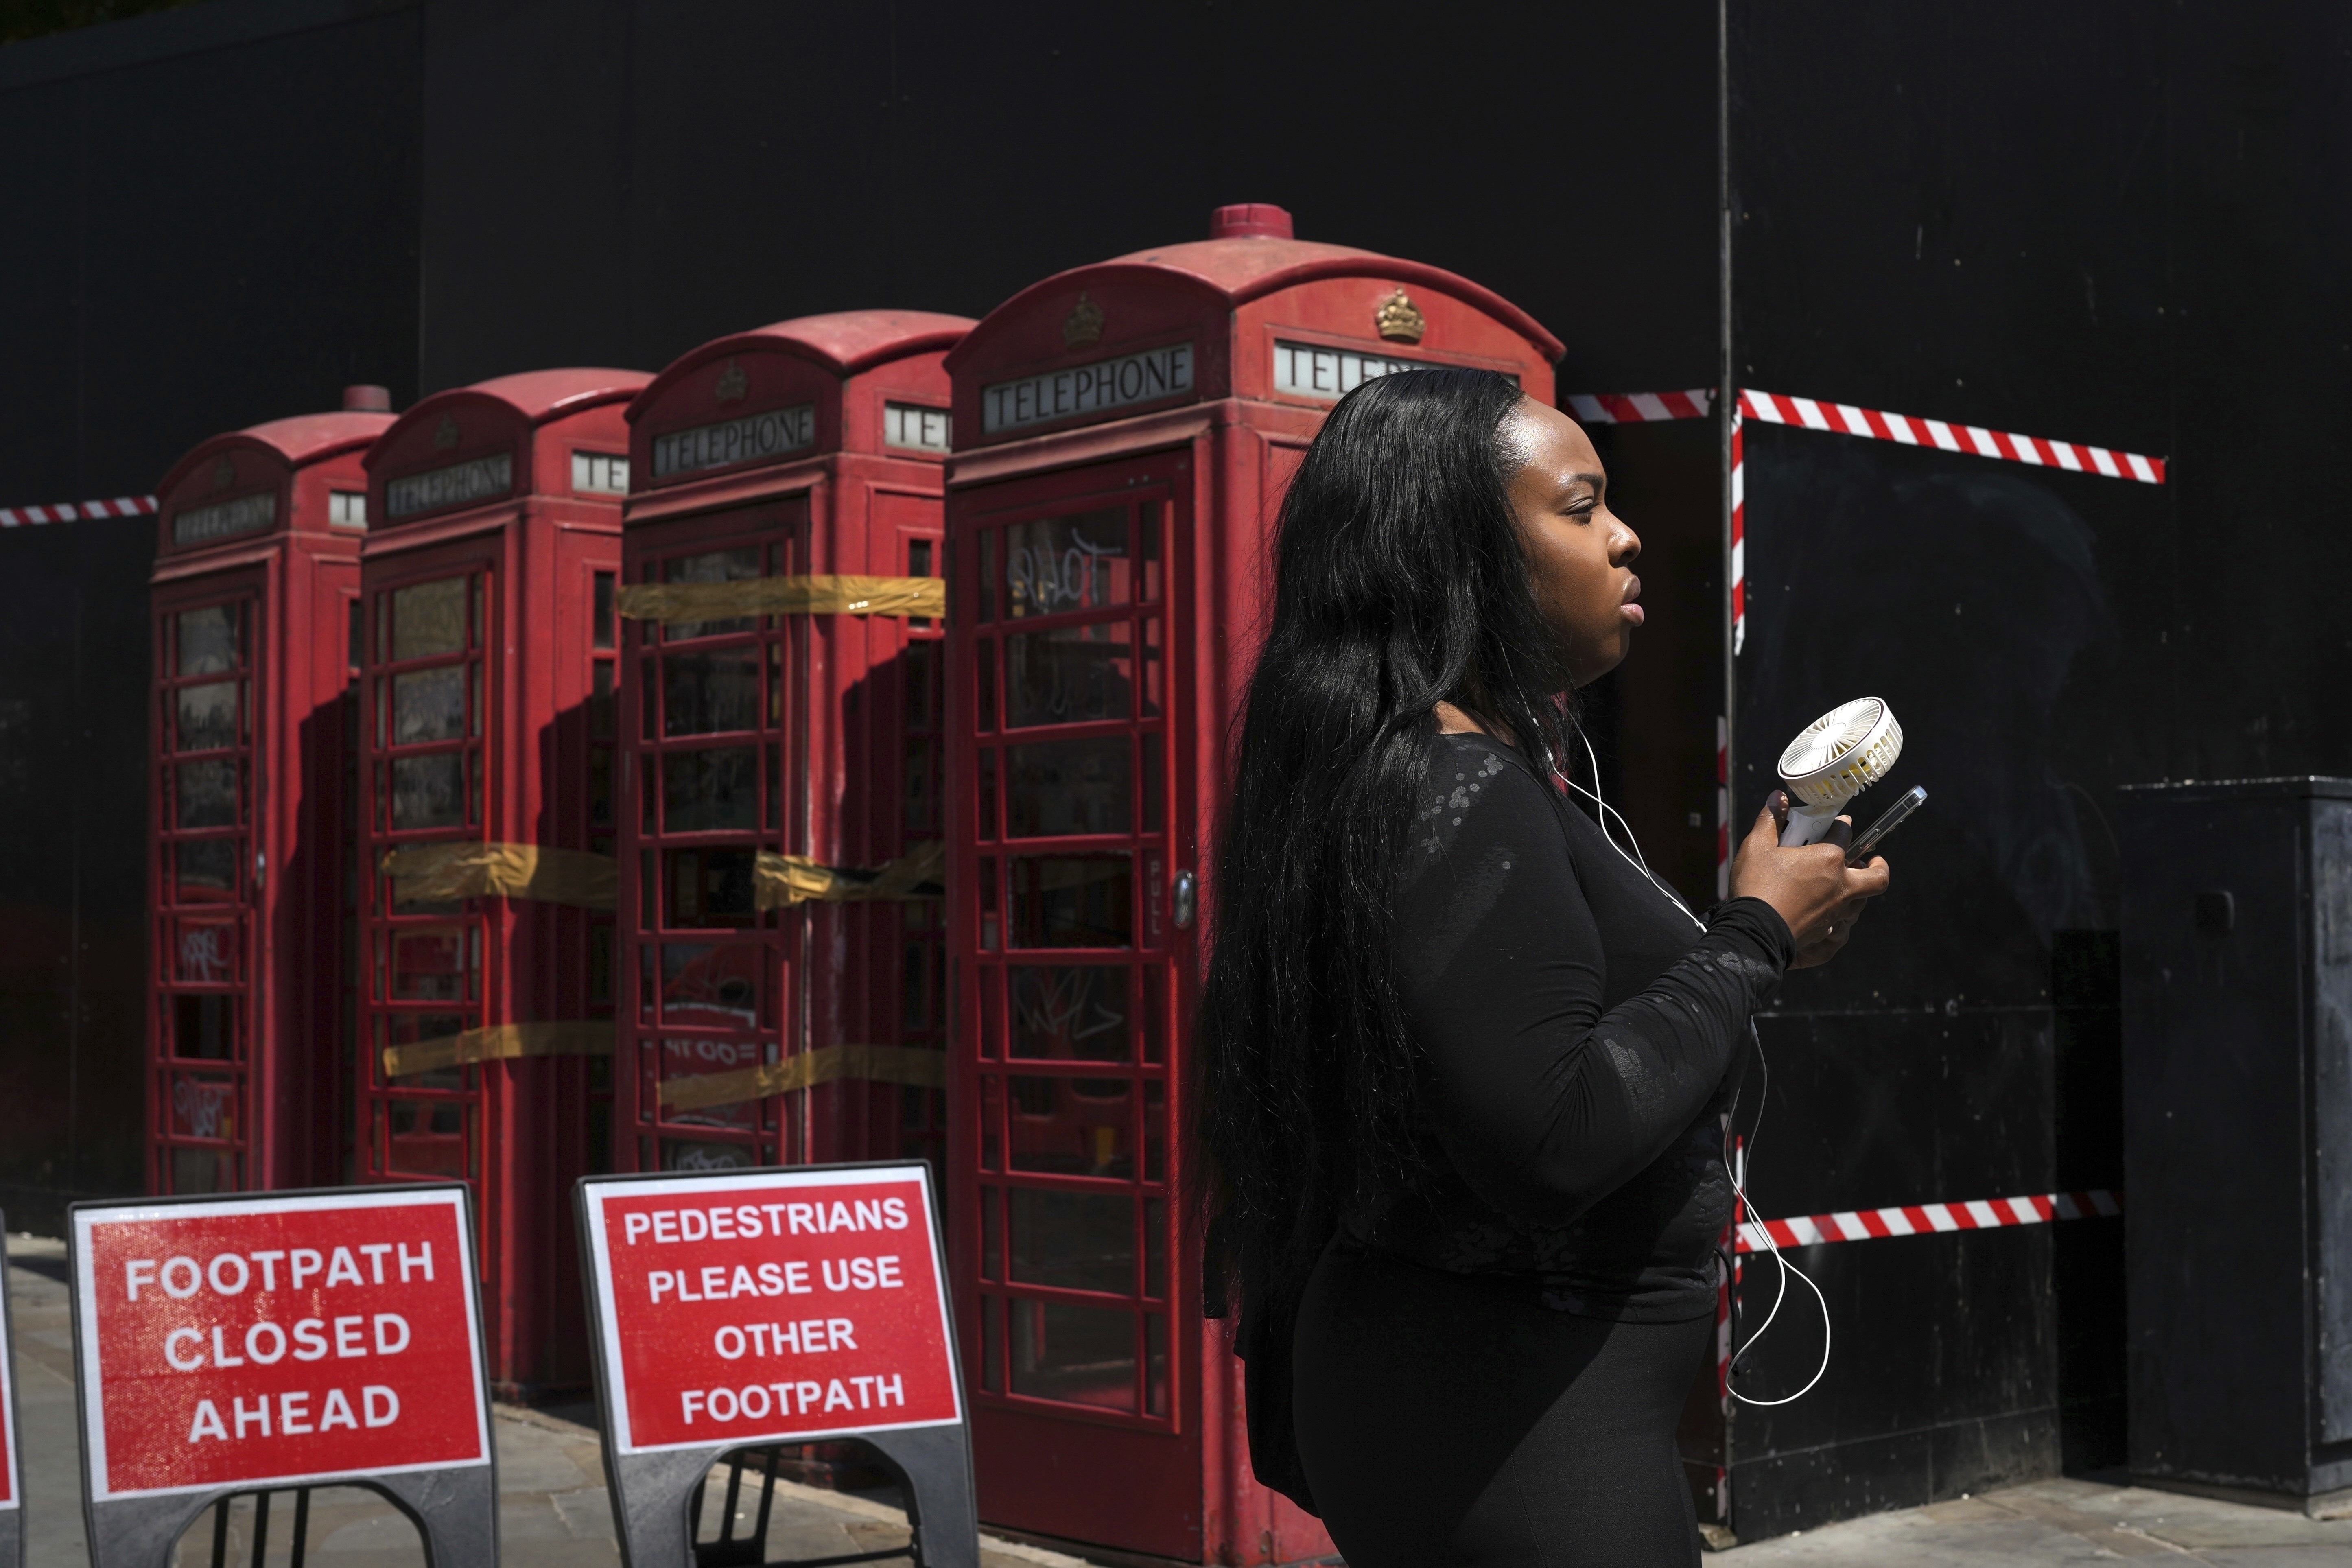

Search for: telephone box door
xmin=953 ymin=450 xmax=1198 ymax=1556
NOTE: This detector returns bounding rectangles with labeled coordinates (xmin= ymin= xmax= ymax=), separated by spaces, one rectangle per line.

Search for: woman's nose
xmin=1611 ymin=521 xmax=1642 ymax=564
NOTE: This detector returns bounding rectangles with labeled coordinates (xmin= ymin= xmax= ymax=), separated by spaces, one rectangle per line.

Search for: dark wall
xmin=0 ymin=518 xmax=156 ymax=1234
xmin=0 ymin=0 xmax=423 ymax=501
xmin=413 ymin=0 xmax=1720 ymax=393
xmin=1724 ymin=0 xmax=2352 ymax=1536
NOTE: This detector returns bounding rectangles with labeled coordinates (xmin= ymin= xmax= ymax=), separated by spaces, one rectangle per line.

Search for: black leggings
xmin=1292 ymin=1243 xmax=1710 ymax=1568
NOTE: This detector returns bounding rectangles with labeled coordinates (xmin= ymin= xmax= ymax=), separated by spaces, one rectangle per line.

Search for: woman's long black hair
xmin=1194 ymin=366 xmax=1573 ymax=1316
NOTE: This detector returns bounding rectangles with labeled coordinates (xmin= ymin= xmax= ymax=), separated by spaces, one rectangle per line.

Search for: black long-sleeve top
xmin=1344 ymin=731 xmax=1796 ymax=1322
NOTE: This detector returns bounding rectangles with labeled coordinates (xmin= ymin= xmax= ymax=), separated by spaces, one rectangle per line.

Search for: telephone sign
xmin=578 ymin=1162 xmax=976 ymax=1567
xmin=68 ymin=1186 xmax=495 ymax=1568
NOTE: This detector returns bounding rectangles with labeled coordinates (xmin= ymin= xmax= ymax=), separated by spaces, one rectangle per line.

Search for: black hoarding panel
xmin=0 ymin=520 xmax=155 ymax=1234
xmin=0 ymin=2 xmax=422 ymax=504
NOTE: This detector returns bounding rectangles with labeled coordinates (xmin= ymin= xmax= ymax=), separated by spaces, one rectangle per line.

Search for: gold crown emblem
xmin=1375 ymin=287 xmax=1426 ymax=344
xmin=715 ymin=356 xmax=748 ymax=403
xmin=210 ymin=455 xmax=236 ymax=491
xmin=1063 ymin=292 xmax=1104 ymax=350
xmin=432 ymin=414 xmax=460 ymax=450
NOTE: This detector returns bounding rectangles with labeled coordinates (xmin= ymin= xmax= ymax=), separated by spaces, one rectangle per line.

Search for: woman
xmin=1196 ymin=368 xmax=1889 ymax=1565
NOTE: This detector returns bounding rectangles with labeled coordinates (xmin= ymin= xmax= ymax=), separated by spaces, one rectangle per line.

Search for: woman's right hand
xmin=1729 ymin=792 xmax=1891 ymax=968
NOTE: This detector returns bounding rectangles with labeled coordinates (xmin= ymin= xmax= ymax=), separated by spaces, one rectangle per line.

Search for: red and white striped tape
xmin=1736 ymin=1187 xmax=2120 ymax=1254
xmin=0 ymin=496 xmax=157 ymax=528
xmin=1737 ymin=390 xmax=2165 ymax=484
xmin=1562 ymin=386 xmax=2166 ymax=656
xmin=1565 ymin=388 xmax=1715 ymax=425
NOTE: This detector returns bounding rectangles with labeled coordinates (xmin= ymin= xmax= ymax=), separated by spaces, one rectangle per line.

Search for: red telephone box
xmin=615 ymin=311 xmax=972 ymax=1177
xmin=358 ymin=367 xmax=648 ymax=1395
xmin=149 ymin=387 xmax=394 ymax=1197
xmin=945 ymin=205 xmax=1561 ymax=1562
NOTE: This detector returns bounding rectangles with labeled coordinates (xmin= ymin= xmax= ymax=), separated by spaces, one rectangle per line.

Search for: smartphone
xmin=1846 ymin=785 xmax=1926 ymax=866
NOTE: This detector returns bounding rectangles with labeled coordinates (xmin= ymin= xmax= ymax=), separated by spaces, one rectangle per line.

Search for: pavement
xmin=9 ymin=1233 xmax=2351 ymax=1567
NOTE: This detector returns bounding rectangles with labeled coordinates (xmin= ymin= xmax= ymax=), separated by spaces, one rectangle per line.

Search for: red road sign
xmin=2 ymin=1232 xmax=21 ymax=1518
xmin=580 ymin=1163 xmax=962 ymax=1454
xmin=70 ymin=1187 xmax=490 ymax=1500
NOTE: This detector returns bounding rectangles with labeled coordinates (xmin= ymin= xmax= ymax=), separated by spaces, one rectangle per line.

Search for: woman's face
xmin=1504 ymin=398 xmax=1643 ymax=687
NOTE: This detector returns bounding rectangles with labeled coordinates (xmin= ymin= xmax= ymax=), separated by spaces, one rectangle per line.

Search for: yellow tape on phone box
xmin=380 ymin=839 xmax=944 ymax=913
xmin=382 ymin=1027 xmax=944 ymax=1113
xmin=614 ymin=574 xmax=945 ymax=624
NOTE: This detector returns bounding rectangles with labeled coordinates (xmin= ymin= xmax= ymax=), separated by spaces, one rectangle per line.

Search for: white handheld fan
xmin=1776 ymin=697 xmax=1904 ymax=846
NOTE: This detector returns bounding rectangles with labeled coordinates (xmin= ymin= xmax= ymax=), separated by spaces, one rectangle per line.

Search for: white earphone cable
xmin=1722 ymin=1030 xmax=1834 ymax=1406
xmin=1546 ymin=725 xmax=1831 ymax=1402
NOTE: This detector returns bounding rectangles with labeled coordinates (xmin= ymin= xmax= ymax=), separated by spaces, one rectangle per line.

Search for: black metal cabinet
xmin=2118 ymin=777 xmax=2352 ymax=1506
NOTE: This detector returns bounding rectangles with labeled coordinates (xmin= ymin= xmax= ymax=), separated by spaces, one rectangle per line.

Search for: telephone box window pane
xmin=904 ymin=640 xmax=938 ymax=727
xmin=175 ymin=682 xmax=238 ymax=752
xmin=1008 ymin=1076 xmax=1134 ymax=1177
xmin=178 ymin=605 xmax=239 ymax=676
xmin=590 ymin=746 xmax=614 ymax=829
xmin=1006 ymin=623 xmax=1132 ymax=728
xmin=1145 ymin=1314 xmax=1168 ymax=1416
xmin=980 ymin=1295 xmax=1003 ymax=1391
xmin=661 ymin=944 xmax=760 ymax=1026
xmin=391 ymin=579 xmax=468 ymax=661
xmin=977 ymin=749 xmax=998 ymax=840
xmin=1009 ymin=967 xmax=1128 ymax=1061
xmin=387 ymin=1100 xmax=469 ymax=1178
xmin=1009 ymin=1188 xmax=1135 ymax=1294
xmin=392 ymin=667 xmax=467 ymax=743
xmin=667 ymin=848 xmax=758 ymax=927
xmin=170 ymin=1146 xmax=238 ymax=1196
xmin=173 ymin=922 xmax=238 ymax=983
xmin=665 ymin=1139 xmax=757 ymax=1172
xmin=390 ymin=929 xmax=468 ymax=1000
xmin=593 ymin=571 xmax=616 ymax=649
xmin=1141 ymin=732 xmax=1163 ymax=831
xmin=976 ymin=531 xmax=996 ymax=623
xmin=977 ymin=639 xmax=997 ymax=733
xmin=591 ymin=663 xmax=616 ymax=739
xmin=1140 ymin=967 xmax=1166 ymax=1063
xmin=384 ymin=1013 xmax=470 ymax=1090
xmin=1010 ymin=1298 xmax=1137 ymax=1413
xmin=663 ymin=548 xmax=763 ymax=639
xmin=1144 ymin=1080 xmax=1167 ymax=1181
xmin=175 ymin=840 xmax=239 ymax=901
xmin=905 ymin=737 xmax=938 ymax=833
xmin=390 ymin=753 xmax=466 ymax=829
xmin=1007 ymin=738 xmax=1132 ymax=838
xmin=1009 ymin=856 xmax=1132 ymax=948
xmin=174 ymin=759 xmax=239 ymax=829
xmin=980 ymin=1188 xmax=1001 ymax=1280
xmin=167 ymin=1072 xmax=237 ymax=1141
xmin=172 ymin=993 xmax=236 ymax=1060
xmin=1004 ymin=510 xmax=1128 ymax=617
xmin=660 ymin=1038 xmax=767 ymax=1128
xmin=664 ymin=652 xmax=763 ymax=735
xmin=1145 ymin=1197 xmax=1167 ymax=1298
xmin=664 ymin=747 xmax=760 ymax=831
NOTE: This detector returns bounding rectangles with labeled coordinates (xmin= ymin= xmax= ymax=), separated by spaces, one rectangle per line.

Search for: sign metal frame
xmin=0 ymin=1216 xmax=26 ymax=1568
xmin=575 ymin=1160 xmax=977 ymax=1568
xmin=66 ymin=1183 xmax=498 ymax=1568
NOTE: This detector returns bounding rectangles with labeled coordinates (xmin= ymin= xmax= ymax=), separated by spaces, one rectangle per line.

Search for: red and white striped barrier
xmin=1737 ymin=1187 xmax=2120 ymax=1254
xmin=1737 ymin=390 xmax=2165 ymax=485
xmin=0 ymin=496 xmax=156 ymax=528
xmin=1565 ymin=388 xmax=1715 ymax=425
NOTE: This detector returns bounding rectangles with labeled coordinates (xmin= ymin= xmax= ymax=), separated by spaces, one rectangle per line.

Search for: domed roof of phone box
xmin=628 ymin=310 xmax=975 ymax=421
xmin=368 ymin=368 xmax=652 ymax=457
xmin=157 ymin=409 xmax=393 ymax=496
xmin=946 ymin=204 xmax=1565 ymax=373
